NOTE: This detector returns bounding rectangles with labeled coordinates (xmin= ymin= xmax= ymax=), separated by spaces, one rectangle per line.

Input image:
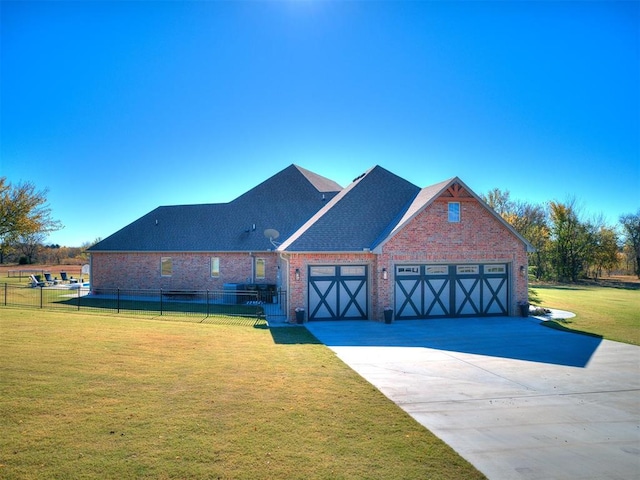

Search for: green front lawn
xmin=0 ymin=310 xmax=484 ymax=480
xmin=533 ymin=283 xmax=640 ymax=346
xmin=1 ymin=284 xmax=264 ymax=319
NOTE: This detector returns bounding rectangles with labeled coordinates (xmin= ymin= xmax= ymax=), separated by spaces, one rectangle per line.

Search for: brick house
xmin=88 ymin=164 xmax=533 ymax=322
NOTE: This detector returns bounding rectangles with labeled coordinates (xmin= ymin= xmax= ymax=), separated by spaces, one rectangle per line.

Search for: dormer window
xmin=448 ymin=202 xmax=460 ymax=222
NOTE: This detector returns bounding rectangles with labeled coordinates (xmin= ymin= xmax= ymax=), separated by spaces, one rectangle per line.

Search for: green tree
xmin=482 ymin=189 xmax=551 ymax=280
xmin=548 ymin=200 xmax=595 ymax=282
xmin=620 ymin=210 xmax=640 ymax=278
xmin=588 ymin=226 xmax=620 ymax=278
xmin=504 ymin=202 xmax=550 ymax=280
xmin=0 ymin=178 xmax=62 ymax=262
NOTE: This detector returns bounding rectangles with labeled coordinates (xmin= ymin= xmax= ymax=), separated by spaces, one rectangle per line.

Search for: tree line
xmin=481 ymin=189 xmax=640 ymax=281
xmin=1 ymin=176 xmax=639 ymax=279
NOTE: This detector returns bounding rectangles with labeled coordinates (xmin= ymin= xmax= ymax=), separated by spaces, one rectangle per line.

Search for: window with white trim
xmin=426 ymin=265 xmax=448 ymax=275
xmin=456 ymin=265 xmax=478 ymax=274
xmin=211 ymin=257 xmax=220 ymax=277
xmin=341 ymin=266 xmax=365 ymax=276
xmin=448 ymin=202 xmax=460 ymax=222
xmin=310 ymin=266 xmax=335 ymax=276
xmin=161 ymin=257 xmax=172 ymax=277
xmin=255 ymin=258 xmax=266 ymax=279
xmin=396 ymin=266 xmax=419 ymax=275
xmin=485 ymin=265 xmax=506 ymax=274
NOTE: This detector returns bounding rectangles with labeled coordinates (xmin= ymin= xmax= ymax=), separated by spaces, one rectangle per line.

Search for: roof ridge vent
xmin=352 ymin=172 xmax=366 ymax=182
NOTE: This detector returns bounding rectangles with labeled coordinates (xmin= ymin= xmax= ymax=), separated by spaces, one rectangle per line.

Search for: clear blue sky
xmin=2 ymin=1 xmax=638 ymax=247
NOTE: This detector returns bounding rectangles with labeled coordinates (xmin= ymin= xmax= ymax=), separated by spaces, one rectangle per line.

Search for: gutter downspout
xmin=279 ymin=252 xmax=291 ymax=322
xmin=248 ymin=252 xmax=254 ymax=284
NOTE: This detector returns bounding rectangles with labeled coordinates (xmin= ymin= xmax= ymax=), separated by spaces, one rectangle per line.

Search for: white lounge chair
xmin=29 ymin=275 xmax=46 ymax=287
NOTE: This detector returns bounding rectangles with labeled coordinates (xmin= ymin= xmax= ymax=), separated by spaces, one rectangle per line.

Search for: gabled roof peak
xmin=293 ymin=164 xmax=343 ymax=193
xmin=278 ymin=165 xmax=420 ymax=252
xmin=372 ymin=175 xmax=534 ymax=253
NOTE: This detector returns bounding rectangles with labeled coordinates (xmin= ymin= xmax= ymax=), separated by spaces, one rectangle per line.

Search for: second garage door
xmin=394 ymin=264 xmax=509 ymax=319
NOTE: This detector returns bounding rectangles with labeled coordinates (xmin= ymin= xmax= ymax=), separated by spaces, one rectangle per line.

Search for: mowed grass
xmin=533 ymin=284 xmax=640 ymax=346
xmin=0 ymin=277 xmax=264 ymax=318
xmin=0 ymin=310 xmax=484 ymax=480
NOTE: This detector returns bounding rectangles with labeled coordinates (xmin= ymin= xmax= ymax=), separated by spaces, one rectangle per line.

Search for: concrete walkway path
xmin=305 ymin=317 xmax=640 ymax=480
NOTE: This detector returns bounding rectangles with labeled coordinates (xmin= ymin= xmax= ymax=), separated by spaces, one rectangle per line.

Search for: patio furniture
xmin=29 ymin=275 xmax=46 ymax=287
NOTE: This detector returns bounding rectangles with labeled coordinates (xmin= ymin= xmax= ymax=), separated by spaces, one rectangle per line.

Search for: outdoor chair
xmin=35 ymin=274 xmax=53 ymax=286
xmin=44 ymin=273 xmax=58 ymax=285
xmin=60 ymin=272 xmax=69 ymax=283
xmin=29 ymin=275 xmax=46 ymax=288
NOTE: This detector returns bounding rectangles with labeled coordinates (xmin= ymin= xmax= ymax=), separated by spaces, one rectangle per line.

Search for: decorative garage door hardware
xmin=308 ymin=265 xmax=368 ymax=320
xmin=395 ymin=264 xmax=508 ymax=319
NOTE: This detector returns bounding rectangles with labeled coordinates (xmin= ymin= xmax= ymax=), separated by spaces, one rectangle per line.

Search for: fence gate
xmin=395 ymin=264 xmax=509 ymax=319
xmin=308 ymin=265 xmax=368 ymax=320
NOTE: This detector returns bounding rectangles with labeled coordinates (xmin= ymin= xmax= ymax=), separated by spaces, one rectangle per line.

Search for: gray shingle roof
xmin=89 ymin=164 xmax=534 ymax=254
xmin=278 ymin=166 xmax=420 ymax=252
xmin=89 ymin=165 xmax=342 ymax=252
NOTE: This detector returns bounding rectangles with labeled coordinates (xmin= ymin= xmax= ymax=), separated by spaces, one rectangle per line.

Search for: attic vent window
xmin=448 ymin=202 xmax=460 ymax=223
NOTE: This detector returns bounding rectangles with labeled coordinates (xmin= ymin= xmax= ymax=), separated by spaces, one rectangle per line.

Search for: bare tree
xmin=481 ymin=188 xmax=514 ymax=216
xmin=16 ymin=232 xmax=46 ymax=264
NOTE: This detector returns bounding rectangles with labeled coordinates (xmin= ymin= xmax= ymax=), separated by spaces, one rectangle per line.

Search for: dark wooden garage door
xmin=394 ymin=264 xmax=509 ymax=319
xmin=308 ymin=265 xmax=368 ymax=320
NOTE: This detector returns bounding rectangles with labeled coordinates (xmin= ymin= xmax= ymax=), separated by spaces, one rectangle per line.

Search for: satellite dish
xmin=264 ymin=228 xmax=281 ymax=248
xmin=264 ymin=228 xmax=280 ymax=240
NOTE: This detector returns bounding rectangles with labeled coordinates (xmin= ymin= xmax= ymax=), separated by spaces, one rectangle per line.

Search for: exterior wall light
xmin=520 ymin=265 xmax=525 ymax=276
xmin=382 ymin=268 xmax=388 ymax=280
xmin=295 ymin=268 xmax=300 ymax=281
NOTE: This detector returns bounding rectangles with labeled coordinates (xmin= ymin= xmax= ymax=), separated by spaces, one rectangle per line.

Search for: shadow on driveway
xmin=305 ymin=317 xmax=602 ymax=368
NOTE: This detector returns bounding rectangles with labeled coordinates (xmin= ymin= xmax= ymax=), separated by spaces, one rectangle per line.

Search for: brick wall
xmin=91 ymin=196 xmax=528 ymax=320
xmin=284 ymin=198 xmax=528 ymax=321
xmin=286 ymin=252 xmax=376 ymax=322
xmin=90 ymin=251 xmax=279 ymax=291
xmin=377 ymin=199 xmax=529 ymax=316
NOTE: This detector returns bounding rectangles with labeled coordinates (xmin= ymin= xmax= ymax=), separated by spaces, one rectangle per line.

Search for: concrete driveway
xmin=305 ymin=316 xmax=640 ymax=480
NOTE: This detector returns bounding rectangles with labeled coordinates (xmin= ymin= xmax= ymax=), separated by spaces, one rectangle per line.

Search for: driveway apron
xmin=305 ymin=317 xmax=640 ymax=480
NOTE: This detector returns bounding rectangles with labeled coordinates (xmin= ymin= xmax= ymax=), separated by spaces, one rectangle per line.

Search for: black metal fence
xmin=6 ymin=269 xmax=49 ymax=279
xmin=0 ymin=284 xmax=288 ymax=321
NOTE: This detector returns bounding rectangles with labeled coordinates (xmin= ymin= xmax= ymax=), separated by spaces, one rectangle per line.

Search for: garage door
xmin=394 ymin=264 xmax=509 ymax=319
xmin=308 ymin=265 xmax=368 ymax=320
